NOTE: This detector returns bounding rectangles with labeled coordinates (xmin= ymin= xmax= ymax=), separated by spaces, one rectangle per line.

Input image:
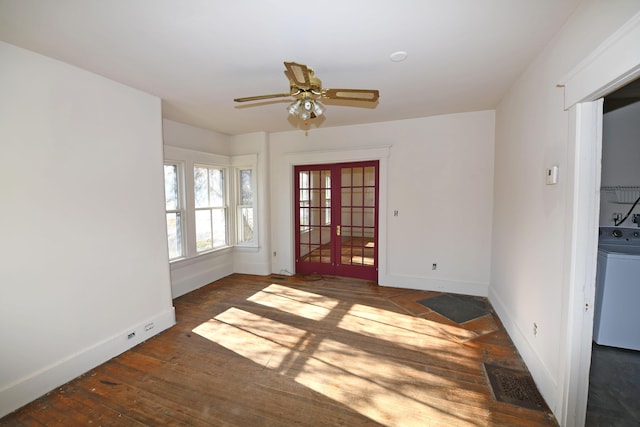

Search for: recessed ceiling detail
xmin=389 ymin=51 xmax=408 ymax=62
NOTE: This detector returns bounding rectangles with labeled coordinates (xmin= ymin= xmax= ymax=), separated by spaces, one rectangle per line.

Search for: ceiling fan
xmin=234 ymin=61 xmax=380 ymax=121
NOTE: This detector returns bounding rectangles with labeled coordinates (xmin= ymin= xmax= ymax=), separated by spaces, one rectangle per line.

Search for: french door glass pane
xmin=364 ymin=166 xmax=375 ymax=186
xmin=364 ymin=188 xmax=375 ymax=206
xmin=352 ymin=167 xmax=363 ymax=186
xmin=364 ymin=208 xmax=375 ymax=227
xmin=352 ymin=188 xmax=363 ymax=207
xmin=310 ymin=190 xmax=321 ymax=207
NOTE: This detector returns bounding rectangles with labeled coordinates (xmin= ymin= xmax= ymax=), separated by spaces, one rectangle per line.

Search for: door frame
xmin=294 ymin=161 xmax=380 ymax=280
xmin=282 ymin=146 xmax=391 ymax=282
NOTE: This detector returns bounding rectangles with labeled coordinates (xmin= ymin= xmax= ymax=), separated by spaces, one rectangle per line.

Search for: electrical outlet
xmin=533 ymin=322 xmax=538 ymax=336
xmin=432 ymin=263 xmax=437 ymax=270
xmin=144 ymin=322 xmax=154 ymax=332
xmin=127 ymin=332 xmax=136 ymax=340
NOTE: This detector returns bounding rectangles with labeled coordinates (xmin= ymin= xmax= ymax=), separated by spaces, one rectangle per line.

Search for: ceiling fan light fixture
xmin=287 ymin=99 xmax=302 ymax=115
xmin=303 ymin=98 xmax=313 ymax=112
xmin=288 ymin=95 xmax=325 ymax=120
xmin=299 ymin=109 xmax=311 ymax=120
xmin=312 ymin=100 xmax=326 ymax=116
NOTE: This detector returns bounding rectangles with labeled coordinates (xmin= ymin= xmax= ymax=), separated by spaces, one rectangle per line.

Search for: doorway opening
xmin=586 ymin=77 xmax=640 ymax=425
xmin=294 ymin=160 xmax=379 ymax=281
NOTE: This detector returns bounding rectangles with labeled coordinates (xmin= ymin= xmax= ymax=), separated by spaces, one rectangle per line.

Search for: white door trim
xmin=559 ymin=100 xmax=602 ymax=427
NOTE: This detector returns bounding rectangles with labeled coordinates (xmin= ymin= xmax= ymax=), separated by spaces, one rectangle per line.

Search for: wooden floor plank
xmin=1 ymin=274 xmax=558 ymax=426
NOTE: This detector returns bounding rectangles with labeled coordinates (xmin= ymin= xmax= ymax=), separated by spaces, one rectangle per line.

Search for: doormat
xmin=484 ymin=363 xmax=548 ymax=412
xmin=417 ymin=294 xmax=491 ymax=323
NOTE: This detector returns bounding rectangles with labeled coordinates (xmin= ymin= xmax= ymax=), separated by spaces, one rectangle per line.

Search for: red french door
xmin=294 ymin=161 xmax=379 ymax=281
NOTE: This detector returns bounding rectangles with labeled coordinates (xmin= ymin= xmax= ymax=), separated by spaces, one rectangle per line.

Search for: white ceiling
xmin=0 ymin=0 xmax=581 ymax=135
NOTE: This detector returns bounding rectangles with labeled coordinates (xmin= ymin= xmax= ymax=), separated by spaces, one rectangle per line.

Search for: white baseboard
xmin=0 ymin=307 xmax=176 ymax=418
xmin=488 ymin=286 xmax=558 ymax=413
xmin=233 ymin=261 xmax=271 ymax=276
xmin=379 ymin=273 xmax=489 ymax=297
xmin=170 ymin=258 xmax=233 ymax=298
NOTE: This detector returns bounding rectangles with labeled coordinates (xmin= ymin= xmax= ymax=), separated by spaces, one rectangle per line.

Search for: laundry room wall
xmin=599 ymin=101 xmax=640 ymax=227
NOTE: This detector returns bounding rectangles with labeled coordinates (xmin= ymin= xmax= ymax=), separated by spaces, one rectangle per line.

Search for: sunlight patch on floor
xmin=342 ymin=303 xmax=477 ymax=343
xmin=247 ymin=284 xmax=340 ymax=321
xmin=192 ymin=284 xmax=489 ymax=426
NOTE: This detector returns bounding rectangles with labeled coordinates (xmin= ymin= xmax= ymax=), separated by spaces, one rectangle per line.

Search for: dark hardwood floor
xmin=0 ymin=274 xmax=558 ymax=426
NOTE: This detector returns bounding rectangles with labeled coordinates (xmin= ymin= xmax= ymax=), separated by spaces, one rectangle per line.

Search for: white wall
xmin=0 ymin=42 xmax=175 ymax=417
xmin=490 ymin=0 xmax=640 ymax=422
xmin=269 ymin=111 xmax=495 ymax=296
xmin=600 ymin=101 xmax=640 ymax=226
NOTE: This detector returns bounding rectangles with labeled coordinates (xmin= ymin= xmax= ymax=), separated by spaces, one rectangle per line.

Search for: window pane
xmin=195 ymin=209 xmax=213 ymax=252
xmin=194 ymin=167 xmax=209 ymax=208
xmin=164 ymin=164 xmax=178 ymax=210
xmin=211 ymin=208 xmax=227 ymax=248
xmin=166 ymin=212 xmax=182 ymax=259
xmin=210 ymin=168 xmax=224 ymax=207
xmin=240 ymin=169 xmax=253 ymax=205
xmin=238 ymin=207 xmax=254 ymax=243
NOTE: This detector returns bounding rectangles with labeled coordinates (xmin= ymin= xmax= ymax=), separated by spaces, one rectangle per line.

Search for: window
xmin=163 ymin=147 xmax=259 ymax=262
xmin=164 ymin=162 xmax=184 ymax=260
xmin=237 ymin=168 xmax=255 ymax=244
xmin=194 ymin=165 xmax=228 ymax=252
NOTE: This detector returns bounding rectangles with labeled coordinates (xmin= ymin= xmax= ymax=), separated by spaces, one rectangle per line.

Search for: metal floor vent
xmin=484 ymin=363 xmax=548 ymax=412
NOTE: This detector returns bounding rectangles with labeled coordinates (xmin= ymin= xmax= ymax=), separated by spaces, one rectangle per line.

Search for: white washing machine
xmin=594 ymin=227 xmax=640 ymax=351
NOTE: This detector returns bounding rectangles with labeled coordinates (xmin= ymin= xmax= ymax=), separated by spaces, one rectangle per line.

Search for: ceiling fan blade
xmin=284 ymin=61 xmax=311 ymax=89
xmin=233 ymin=93 xmax=291 ymax=102
xmin=323 ymin=89 xmax=379 ymax=102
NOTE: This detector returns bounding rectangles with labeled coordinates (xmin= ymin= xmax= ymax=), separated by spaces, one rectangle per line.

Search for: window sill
xmin=169 ymin=246 xmax=233 ymax=268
